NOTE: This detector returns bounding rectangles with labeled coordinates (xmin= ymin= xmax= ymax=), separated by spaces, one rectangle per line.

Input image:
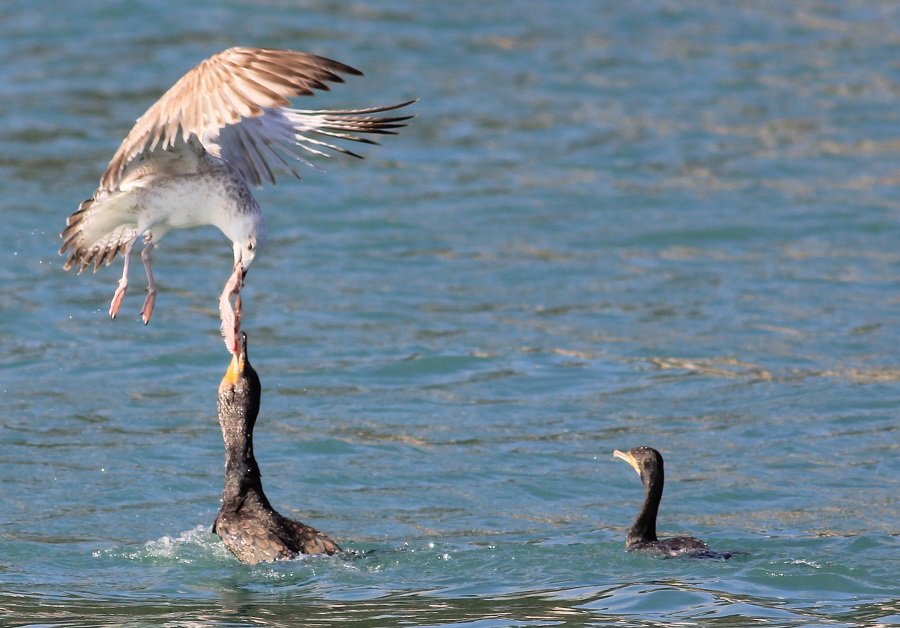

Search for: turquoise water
xmin=2 ymin=1 xmax=899 ymax=626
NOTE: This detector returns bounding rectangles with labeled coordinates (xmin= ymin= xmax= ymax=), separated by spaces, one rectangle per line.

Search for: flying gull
xmin=60 ymin=47 xmax=414 ymax=354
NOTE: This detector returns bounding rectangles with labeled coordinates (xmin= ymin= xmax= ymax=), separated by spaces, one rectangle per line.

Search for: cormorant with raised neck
xmin=213 ymin=333 xmax=341 ymax=563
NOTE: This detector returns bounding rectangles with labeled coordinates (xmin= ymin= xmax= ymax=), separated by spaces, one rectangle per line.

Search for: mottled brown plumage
xmin=213 ymin=332 xmax=340 ymax=564
xmin=59 ymin=46 xmax=414 ymax=341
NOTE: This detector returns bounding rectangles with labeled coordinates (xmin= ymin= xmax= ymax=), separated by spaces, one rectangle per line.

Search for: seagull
xmin=60 ymin=47 xmax=414 ymax=354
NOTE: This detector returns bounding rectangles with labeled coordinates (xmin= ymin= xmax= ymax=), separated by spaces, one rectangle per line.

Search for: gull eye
xmin=247 ymin=240 xmax=254 ymax=251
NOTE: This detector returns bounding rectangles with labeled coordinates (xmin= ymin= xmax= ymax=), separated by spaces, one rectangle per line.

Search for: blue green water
xmin=2 ymin=1 xmax=898 ymax=626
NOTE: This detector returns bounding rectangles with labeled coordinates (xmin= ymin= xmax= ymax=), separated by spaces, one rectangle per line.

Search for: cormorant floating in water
xmin=613 ymin=446 xmax=741 ymax=559
xmin=213 ymin=332 xmax=341 ymax=563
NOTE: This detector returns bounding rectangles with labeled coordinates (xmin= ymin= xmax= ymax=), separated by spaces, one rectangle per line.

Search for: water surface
xmin=1 ymin=1 xmax=898 ymax=626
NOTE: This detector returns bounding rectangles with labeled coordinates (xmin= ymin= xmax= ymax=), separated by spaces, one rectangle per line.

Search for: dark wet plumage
xmin=613 ymin=446 xmax=742 ymax=559
xmin=213 ymin=332 xmax=341 ymax=564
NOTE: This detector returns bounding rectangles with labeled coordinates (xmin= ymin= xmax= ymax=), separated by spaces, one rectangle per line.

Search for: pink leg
xmin=140 ymin=242 xmax=157 ymax=325
xmin=109 ymin=235 xmax=138 ymax=319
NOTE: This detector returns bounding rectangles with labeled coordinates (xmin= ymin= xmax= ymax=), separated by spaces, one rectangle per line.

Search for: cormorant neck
xmin=218 ymin=398 xmax=272 ymax=511
xmin=628 ymin=465 xmax=663 ymax=546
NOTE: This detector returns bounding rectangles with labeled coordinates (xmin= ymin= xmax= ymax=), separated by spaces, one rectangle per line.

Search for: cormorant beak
xmin=222 ymin=332 xmax=249 ymax=386
xmin=613 ymin=449 xmax=641 ymax=475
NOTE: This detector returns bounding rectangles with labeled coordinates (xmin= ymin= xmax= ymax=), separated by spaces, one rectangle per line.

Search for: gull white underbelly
xmin=131 ymin=170 xmax=255 ymax=237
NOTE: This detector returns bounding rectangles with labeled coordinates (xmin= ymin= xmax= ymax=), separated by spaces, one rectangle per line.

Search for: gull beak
xmin=231 ymin=257 xmax=247 ymax=281
xmin=614 ymin=449 xmax=641 ymax=475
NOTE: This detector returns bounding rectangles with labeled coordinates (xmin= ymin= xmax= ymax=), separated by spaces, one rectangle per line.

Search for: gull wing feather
xmin=60 ymin=191 xmax=139 ymax=273
xmin=100 ymin=47 xmax=363 ymax=190
xmin=61 ymin=138 xmax=204 ymax=271
xmin=210 ymin=100 xmax=417 ymax=187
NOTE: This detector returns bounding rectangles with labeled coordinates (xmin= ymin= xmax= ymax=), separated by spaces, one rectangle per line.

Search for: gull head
xmin=231 ymin=214 xmax=267 ymax=276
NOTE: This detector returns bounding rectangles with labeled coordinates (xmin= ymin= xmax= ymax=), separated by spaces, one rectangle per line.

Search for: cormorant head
xmin=218 ymin=331 xmax=261 ymax=428
xmin=614 ymin=446 xmax=664 ymax=489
